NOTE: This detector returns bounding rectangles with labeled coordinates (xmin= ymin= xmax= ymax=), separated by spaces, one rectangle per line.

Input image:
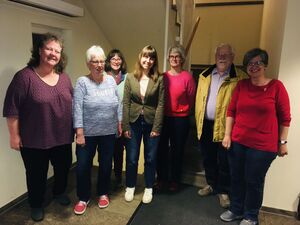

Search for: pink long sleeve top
xmin=163 ymin=71 xmax=196 ymax=117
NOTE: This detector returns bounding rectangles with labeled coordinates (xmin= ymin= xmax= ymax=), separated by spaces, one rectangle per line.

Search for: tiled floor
xmin=0 ymin=168 xmax=299 ymax=225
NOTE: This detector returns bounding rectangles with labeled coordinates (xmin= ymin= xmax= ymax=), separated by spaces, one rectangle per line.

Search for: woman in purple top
xmin=3 ymin=33 xmax=73 ymax=222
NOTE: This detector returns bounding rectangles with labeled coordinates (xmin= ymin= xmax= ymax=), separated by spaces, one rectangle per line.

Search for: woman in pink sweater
xmin=220 ymin=48 xmax=291 ymax=225
xmin=156 ymin=45 xmax=196 ymax=192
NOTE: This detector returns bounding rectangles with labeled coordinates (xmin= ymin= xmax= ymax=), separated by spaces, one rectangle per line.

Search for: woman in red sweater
xmin=156 ymin=45 xmax=196 ymax=192
xmin=220 ymin=48 xmax=291 ymax=225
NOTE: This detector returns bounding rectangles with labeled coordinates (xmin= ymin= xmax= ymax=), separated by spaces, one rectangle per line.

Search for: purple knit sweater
xmin=3 ymin=67 xmax=74 ymax=149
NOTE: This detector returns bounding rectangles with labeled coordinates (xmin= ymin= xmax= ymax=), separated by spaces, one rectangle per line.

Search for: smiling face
xmin=215 ymin=45 xmax=234 ymax=73
xmin=110 ymin=54 xmax=122 ymax=72
xmin=246 ymin=55 xmax=266 ymax=78
xmin=39 ymin=40 xmax=62 ymax=67
xmin=88 ymin=55 xmax=105 ymax=78
xmin=140 ymin=54 xmax=155 ymax=72
xmin=168 ymin=52 xmax=182 ymax=69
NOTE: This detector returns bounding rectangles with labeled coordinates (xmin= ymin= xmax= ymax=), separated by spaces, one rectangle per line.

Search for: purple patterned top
xmin=3 ymin=67 xmax=74 ymax=149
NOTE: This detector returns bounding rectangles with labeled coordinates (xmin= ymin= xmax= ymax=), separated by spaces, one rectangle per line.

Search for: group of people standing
xmin=195 ymin=44 xmax=291 ymax=225
xmin=3 ymin=33 xmax=291 ymax=225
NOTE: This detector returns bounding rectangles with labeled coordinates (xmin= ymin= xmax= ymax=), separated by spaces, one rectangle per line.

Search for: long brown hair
xmin=134 ymin=45 xmax=160 ymax=82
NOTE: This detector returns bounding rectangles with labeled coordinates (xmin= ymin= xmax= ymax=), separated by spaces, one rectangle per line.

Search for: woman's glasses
xmin=247 ymin=61 xmax=264 ymax=67
xmin=90 ymin=60 xmax=105 ymax=65
xmin=169 ymin=55 xmax=181 ymax=60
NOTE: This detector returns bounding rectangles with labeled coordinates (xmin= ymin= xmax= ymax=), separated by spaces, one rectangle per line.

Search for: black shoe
xmin=153 ymin=181 xmax=167 ymax=193
xmin=54 ymin=194 xmax=71 ymax=206
xmin=168 ymin=182 xmax=179 ymax=192
xmin=31 ymin=207 xmax=44 ymax=222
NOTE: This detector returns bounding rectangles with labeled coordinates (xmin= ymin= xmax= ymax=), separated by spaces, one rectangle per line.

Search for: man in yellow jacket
xmin=195 ymin=43 xmax=247 ymax=208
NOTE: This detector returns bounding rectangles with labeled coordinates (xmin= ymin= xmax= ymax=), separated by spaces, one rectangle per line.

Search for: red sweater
xmin=227 ymin=79 xmax=291 ymax=152
xmin=164 ymin=71 xmax=196 ymax=117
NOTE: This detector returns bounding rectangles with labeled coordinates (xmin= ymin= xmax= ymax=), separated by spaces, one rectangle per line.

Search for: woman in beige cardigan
xmin=122 ymin=45 xmax=164 ymax=204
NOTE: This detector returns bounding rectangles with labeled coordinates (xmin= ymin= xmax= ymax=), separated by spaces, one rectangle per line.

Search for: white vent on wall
xmin=9 ymin=0 xmax=84 ymax=17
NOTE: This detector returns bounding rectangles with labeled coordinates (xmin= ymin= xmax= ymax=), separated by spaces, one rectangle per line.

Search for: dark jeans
xmin=21 ymin=144 xmax=72 ymax=208
xmin=125 ymin=116 xmax=160 ymax=188
xmin=76 ymin=135 xmax=115 ymax=201
xmin=229 ymin=142 xmax=277 ymax=222
xmin=199 ymin=119 xmax=230 ymax=194
xmin=113 ymin=136 xmax=126 ymax=180
xmin=157 ymin=116 xmax=189 ymax=183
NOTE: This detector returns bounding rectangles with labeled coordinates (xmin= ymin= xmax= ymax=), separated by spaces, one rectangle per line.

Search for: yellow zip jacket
xmin=195 ymin=64 xmax=248 ymax=141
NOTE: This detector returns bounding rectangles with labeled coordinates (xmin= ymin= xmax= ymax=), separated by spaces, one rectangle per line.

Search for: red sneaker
xmin=74 ymin=200 xmax=89 ymax=215
xmin=98 ymin=195 xmax=109 ymax=208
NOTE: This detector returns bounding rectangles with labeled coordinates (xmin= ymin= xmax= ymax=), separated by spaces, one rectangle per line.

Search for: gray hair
xmin=215 ymin=43 xmax=235 ymax=56
xmin=86 ymin=45 xmax=106 ymax=63
xmin=168 ymin=44 xmax=186 ymax=65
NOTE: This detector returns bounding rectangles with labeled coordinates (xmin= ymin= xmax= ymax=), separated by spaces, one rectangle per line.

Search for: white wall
xmin=261 ymin=0 xmax=300 ymax=212
xmin=0 ymin=0 xmax=112 ymax=208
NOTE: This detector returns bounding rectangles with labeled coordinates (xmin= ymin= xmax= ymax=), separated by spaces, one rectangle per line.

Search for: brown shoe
xmin=218 ymin=194 xmax=230 ymax=208
xmin=198 ymin=185 xmax=213 ymax=196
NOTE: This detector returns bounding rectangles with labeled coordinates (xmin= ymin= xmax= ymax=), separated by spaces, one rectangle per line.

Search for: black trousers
xmin=199 ymin=119 xmax=230 ymax=194
xmin=21 ymin=144 xmax=72 ymax=208
xmin=157 ymin=116 xmax=190 ymax=183
xmin=113 ymin=136 xmax=126 ymax=179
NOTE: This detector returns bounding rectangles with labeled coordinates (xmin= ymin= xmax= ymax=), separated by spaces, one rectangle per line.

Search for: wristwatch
xmin=279 ymin=140 xmax=288 ymax=145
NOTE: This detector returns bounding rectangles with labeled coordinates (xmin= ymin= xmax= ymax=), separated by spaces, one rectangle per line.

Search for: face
xmin=169 ymin=52 xmax=182 ymax=68
xmin=246 ymin=55 xmax=265 ymax=78
xmin=215 ymin=46 xmax=234 ymax=73
xmin=110 ymin=54 xmax=122 ymax=72
xmin=140 ymin=55 xmax=155 ymax=72
xmin=39 ymin=40 xmax=62 ymax=67
xmin=88 ymin=55 xmax=105 ymax=77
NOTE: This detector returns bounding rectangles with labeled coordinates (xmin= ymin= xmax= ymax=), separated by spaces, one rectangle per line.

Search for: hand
xmin=150 ymin=131 xmax=160 ymax=137
xmin=76 ymin=134 xmax=85 ymax=146
xmin=222 ymin=135 xmax=231 ymax=150
xmin=278 ymin=144 xmax=288 ymax=157
xmin=117 ymin=123 xmax=122 ymax=137
xmin=10 ymin=134 xmax=22 ymax=151
xmin=124 ymin=131 xmax=131 ymax=139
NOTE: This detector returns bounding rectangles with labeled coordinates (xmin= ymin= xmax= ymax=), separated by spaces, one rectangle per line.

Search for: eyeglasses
xmin=90 ymin=60 xmax=105 ymax=65
xmin=110 ymin=58 xmax=122 ymax=62
xmin=247 ymin=61 xmax=264 ymax=67
xmin=216 ymin=53 xmax=232 ymax=59
xmin=169 ymin=55 xmax=181 ymax=60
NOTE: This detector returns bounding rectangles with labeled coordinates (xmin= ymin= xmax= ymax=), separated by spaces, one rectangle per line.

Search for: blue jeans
xmin=229 ymin=142 xmax=277 ymax=222
xmin=76 ymin=135 xmax=115 ymax=201
xmin=125 ymin=116 xmax=160 ymax=188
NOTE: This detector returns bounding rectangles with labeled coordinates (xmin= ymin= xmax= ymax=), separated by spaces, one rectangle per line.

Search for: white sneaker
xmin=125 ymin=187 xmax=135 ymax=202
xmin=142 ymin=188 xmax=153 ymax=204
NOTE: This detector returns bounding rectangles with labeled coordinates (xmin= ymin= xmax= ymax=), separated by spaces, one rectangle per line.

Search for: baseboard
xmin=0 ymin=163 xmax=77 ymax=215
xmin=261 ymin=206 xmax=297 ymax=218
xmin=181 ymin=170 xmax=298 ymax=219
